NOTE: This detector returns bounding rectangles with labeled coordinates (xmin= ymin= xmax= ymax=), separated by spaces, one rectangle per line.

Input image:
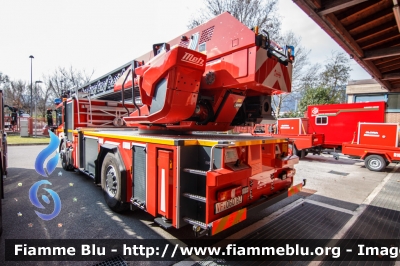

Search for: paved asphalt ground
xmin=0 ymin=145 xmax=393 ymax=266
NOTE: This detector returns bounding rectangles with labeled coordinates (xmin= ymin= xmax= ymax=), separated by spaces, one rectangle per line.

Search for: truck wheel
xmin=365 ymin=155 xmax=386 ymax=172
xmin=101 ymin=153 xmax=129 ymax=212
xmin=60 ymin=141 xmax=73 ymax=171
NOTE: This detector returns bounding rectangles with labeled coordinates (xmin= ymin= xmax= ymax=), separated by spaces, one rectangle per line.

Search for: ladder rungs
xmin=183 ymin=193 xmax=206 ymax=203
xmin=183 ymin=168 xmax=207 ymax=176
xmin=183 ymin=217 xmax=208 ymax=229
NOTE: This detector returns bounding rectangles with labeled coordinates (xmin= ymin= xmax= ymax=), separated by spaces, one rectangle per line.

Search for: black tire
xmin=101 ymin=153 xmax=129 ymax=212
xmin=365 ymin=155 xmax=386 ymax=172
xmin=60 ymin=141 xmax=73 ymax=171
xmin=291 ymin=145 xmax=303 ymax=159
xmin=288 ymin=144 xmax=296 ymax=156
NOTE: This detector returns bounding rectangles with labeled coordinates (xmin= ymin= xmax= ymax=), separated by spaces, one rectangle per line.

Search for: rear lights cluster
xmin=217 ymin=186 xmax=242 ymax=201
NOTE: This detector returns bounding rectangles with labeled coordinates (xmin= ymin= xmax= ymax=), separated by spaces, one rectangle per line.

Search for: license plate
xmin=215 ymin=196 xmax=243 ymax=214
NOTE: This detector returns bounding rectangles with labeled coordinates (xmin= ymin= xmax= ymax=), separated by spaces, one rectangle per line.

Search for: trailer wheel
xmin=293 ymin=146 xmax=301 ymax=158
xmin=101 ymin=153 xmax=129 ymax=212
xmin=288 ymin=144 xmax=296 ymax=156
xmin=296 ymin=150 xmax=308 ymax=158
xmin=365 ymin=155 xmax=386 ymax=172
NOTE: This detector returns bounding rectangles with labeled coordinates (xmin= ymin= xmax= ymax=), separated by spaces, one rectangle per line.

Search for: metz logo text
xmin=181 ymin=52 xmax=204 ymax=66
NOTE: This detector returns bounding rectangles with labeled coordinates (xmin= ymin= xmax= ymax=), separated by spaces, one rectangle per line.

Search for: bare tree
xmin=44 ymin=66 xmax=93 ymax=98
xmin=4 ymin=80 xmax=30 ymax=113
xmin=188 ymin=0 xmax=281 ymax=39
xmin=293 ymin=52 xmax=352 ymax=114
xmin=36 ymin=83 xmax=54 ymax=117
xmin=272 ymin=31 xmax=311 ymax=117
xmin=0 ymin=72 xmax=9 ymax=86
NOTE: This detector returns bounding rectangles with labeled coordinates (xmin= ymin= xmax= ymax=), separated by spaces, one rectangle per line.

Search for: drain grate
xmin=193 ymin=257 xmax=227 ymax=266
xmin=328 ymin=170 xmax=349 ymax=176
xmin=92 ymin=255 xmax=127 ymax=266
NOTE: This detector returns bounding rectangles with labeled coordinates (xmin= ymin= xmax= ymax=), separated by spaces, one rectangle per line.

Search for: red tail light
xmin=217 ymin=186 xmax=242 ymax=201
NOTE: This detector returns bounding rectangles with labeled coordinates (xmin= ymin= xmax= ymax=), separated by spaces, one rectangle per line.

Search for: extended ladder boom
xmin=77 ymin=60 xmax=141 ymax=101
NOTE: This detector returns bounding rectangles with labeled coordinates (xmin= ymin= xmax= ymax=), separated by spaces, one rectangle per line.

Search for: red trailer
xmin=243 ymin=102 xmax=386 ymax=159
xmin=342 ymin=123 xmax=399 ymax=171
xmin=252 ymin=119 xmax=324 ymax=158
xmin=307 ymin=101 xmax=386 ymax=149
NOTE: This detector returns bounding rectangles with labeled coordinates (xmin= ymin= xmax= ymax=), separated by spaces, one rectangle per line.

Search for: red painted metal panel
xmin=123 ymin=46 xmax=206 ymax=126
xmin=146 ymin=144 xmax=157 ymax=217
xmin=358 ymin=123 xmax=398 ymax=147
xmin=206 ymin=168 xmax=249 ymax=223
xmin=276 ymin=118 xmax=309 ymax=135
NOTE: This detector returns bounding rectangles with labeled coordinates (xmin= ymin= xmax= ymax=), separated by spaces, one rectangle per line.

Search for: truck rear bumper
xmin=208 ymin=182 xmax=304 ymax=236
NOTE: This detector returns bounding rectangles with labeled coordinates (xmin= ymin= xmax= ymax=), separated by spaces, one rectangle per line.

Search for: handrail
xmin=120 ymin=68 xmax=132 ymax=116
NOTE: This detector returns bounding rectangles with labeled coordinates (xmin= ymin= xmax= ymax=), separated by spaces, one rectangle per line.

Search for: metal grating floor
xmin=342 ymin=175 xmax=400 ymax=239
xmin=92 ymin=255 xmax=128 ymax=266
xmin=194 ymin=202 xmax=353 ymax=266
xmin=242 ymin=202 xmax=352 ymax=240
xmin=307 ymin=194 xmax=359 ymax=212
xmin=322 ymin=171 xmax=400 ymax=265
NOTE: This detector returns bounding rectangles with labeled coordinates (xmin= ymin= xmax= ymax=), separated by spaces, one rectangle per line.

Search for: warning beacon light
xmin=285 ymin=45 xmax=295 ymax=61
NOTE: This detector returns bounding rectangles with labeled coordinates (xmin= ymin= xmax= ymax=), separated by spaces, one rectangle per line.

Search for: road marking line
xmin=332 ymin=164 xmax=398 ymax=240
xmin=304 ymin=199 xmax=355 ymax=215
xmin=309 ymin=164 xmax=399 ymax=266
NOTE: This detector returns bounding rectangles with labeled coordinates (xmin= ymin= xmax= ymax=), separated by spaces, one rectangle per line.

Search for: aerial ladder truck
xmin=58 ymin=12 xmax=303 ymax=237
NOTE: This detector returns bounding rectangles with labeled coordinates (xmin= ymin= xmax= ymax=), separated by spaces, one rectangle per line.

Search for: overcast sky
xmin=0 ymin=0 xmax=371 ymax=84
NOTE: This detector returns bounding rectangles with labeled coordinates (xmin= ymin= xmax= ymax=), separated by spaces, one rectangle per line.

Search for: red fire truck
xmin=0 ymin=90 xmax=7 ymax=178
xmin=58 ymin=12 xmax=303 ymax=237
xmin=342 ymin=123 xmax=400 ymax=171
xmin=0 ymin=90 xmax=8 ymax=235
